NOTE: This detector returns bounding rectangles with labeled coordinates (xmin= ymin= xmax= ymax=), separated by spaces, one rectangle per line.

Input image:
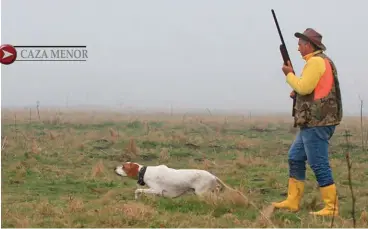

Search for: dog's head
xmin=115 ymin=162 xmax=142 ymax=178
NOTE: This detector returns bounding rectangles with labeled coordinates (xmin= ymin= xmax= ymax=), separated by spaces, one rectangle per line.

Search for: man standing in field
xmin=272 ymin=28 xmax=343 ymax=216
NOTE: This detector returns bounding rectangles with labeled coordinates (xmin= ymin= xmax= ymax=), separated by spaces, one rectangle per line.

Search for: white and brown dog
xmin=114 ymin=162 xmax=240 ymax=200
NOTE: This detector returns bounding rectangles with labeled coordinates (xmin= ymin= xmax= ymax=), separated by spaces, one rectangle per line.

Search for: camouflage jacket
xmin=293 ymin=52 xmax=343 ymax=128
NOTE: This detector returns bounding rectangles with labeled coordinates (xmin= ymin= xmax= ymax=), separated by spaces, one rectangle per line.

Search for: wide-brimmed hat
xmin=295 ymin=28 xmax=326 ymax=51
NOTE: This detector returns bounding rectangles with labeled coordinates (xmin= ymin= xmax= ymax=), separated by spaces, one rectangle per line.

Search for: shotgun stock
xmin=271 ymin=9 xmax=297 ymax=121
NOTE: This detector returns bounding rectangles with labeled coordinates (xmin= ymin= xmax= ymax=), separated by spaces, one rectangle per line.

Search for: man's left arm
xmin=286 ymin=57 xmax=325 ymax=95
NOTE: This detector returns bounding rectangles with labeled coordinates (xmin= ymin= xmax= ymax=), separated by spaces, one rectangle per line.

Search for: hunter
xmin=272 ymin=28 xmax=343 ymax=216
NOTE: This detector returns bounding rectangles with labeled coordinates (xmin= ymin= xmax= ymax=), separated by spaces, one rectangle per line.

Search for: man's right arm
xmin=286 ymin=57 xmax=326 ymax=96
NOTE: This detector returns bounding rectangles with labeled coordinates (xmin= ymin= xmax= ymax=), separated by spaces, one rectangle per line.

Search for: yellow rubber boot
xmin=272 ymin=178 xmax=305 ymax=212
xmin=310 ymin=184 xmax=338 ymax=216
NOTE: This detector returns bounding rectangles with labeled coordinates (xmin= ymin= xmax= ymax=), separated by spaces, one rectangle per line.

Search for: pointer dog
xmin=114 ymin=162 xmax=242 ymax=200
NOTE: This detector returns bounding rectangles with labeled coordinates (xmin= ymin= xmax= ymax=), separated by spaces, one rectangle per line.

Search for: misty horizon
xmin=1 ymin=0 xmax=367 ymax=116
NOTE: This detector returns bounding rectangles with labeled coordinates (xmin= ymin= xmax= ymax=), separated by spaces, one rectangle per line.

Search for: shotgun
xmin=271 ymin=9 xmax=297 ymax=120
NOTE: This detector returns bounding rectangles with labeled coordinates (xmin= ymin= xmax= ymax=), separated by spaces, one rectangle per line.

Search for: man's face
xmin=297 ymin=38 xmax=311 ymax=57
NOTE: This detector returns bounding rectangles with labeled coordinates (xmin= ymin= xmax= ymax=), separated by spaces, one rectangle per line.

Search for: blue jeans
xmin=288 ymin=125 xmax=336 ymax=187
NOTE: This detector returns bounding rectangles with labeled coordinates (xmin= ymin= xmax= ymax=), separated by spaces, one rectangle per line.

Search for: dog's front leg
xmin=134 ymin=188 xmax=162 ymax=200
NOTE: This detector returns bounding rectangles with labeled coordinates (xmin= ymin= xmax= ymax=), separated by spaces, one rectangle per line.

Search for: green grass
xmin=1 ymin=110 xmax=368 ymax=227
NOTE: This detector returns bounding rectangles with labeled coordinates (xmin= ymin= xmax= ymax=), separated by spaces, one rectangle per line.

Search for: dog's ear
xmin=121 ymin=162 xmax=132 ymax=173
xmin=125 ymin=162 xmax=139 ymax=177
xmin=122 ymin=161 xmax=132 ymax=170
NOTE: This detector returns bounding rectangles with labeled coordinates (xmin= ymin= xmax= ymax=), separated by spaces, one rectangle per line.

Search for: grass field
xmin=1 ymin=108 xmax=368 ymax=228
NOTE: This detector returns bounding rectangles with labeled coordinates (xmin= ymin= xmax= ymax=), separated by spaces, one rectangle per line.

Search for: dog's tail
xmin=215 ymin=176 xmax=276 ymax=228
xmin=215 ymin=176 xmax=249 ymax=200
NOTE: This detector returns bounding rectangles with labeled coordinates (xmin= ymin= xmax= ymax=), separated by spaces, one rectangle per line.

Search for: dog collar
xmin=137 ymin=166 xmax=147 ymax=186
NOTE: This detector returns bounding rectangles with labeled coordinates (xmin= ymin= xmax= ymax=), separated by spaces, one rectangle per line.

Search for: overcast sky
xmin=1 ymin=0 xmax=367 ymax=115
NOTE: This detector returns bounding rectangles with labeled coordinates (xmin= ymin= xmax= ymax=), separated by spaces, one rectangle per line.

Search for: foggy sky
xmin=1 ymin=0 xmax=367 ymax=115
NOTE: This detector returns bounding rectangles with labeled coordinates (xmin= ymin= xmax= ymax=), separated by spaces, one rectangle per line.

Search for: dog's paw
xmin=134 ymin=190 xmax=140 ymax=200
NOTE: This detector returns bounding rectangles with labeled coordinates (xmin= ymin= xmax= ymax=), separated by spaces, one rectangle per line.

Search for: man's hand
xmin=282 ymin=60 xmax=294 ymax=76
xmin=290 ymin=90 xmax=296 ymax=99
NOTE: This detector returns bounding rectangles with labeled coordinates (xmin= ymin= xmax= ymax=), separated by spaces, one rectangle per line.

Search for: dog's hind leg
xmin=194 ymin=179 xmax=218 ymax=197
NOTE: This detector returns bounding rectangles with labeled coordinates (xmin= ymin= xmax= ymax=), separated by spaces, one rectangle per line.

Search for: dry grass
xmin=1 ymin=108 xmax=368 ymax=228
xmin=91 ymin=160 xmax=105 ymax=178
xmin=125 ymin=137 xmax=138 ymax=156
